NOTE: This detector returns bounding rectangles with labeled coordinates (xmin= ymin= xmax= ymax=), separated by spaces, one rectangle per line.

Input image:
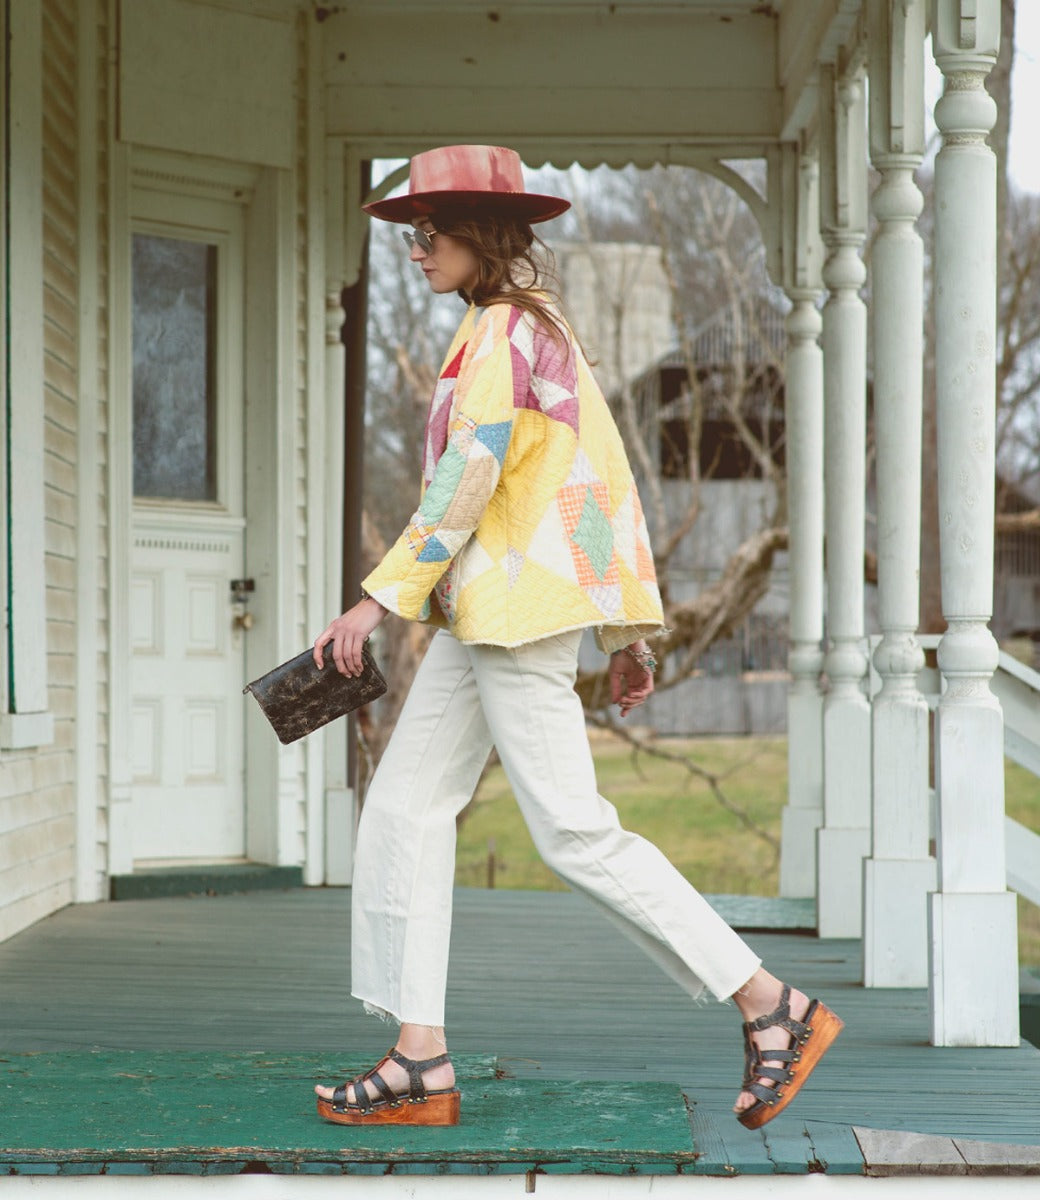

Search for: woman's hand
xmin=609 ymin=642 xmax=655 ymax=718
xmin=314 ymin=597 xmax=388 ymax=677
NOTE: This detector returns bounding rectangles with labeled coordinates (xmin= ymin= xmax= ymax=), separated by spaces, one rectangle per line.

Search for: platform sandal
xmin=736 ymin=983 xmax=843 ymax=1130
xmin=316 ymin=1048 xmax=461 ymax=1127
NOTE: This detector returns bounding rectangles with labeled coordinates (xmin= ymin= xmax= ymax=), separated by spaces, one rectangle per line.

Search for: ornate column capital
xmin=819 ymin=64 xmax=868 ymax=237
xmin=868 ymin=0 xmax=926 ymax=161
xmin=930 ymin=0 xmax=1000 ymax=72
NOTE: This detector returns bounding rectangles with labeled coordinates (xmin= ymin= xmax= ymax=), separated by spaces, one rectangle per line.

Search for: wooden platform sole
xmin=316 ymin=1088 xmax=461 ymax=1127
xmin=737 ymin=1002 xmax=844 ymax=1130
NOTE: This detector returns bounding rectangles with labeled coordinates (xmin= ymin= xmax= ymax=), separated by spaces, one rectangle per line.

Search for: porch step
xmin=705 ymin=894 xmax=816 ymax=932
xmin=0 ymin=1052 xmax=703 ymax=1176
xmin=109 ymin=864 xmax=304 ymax=901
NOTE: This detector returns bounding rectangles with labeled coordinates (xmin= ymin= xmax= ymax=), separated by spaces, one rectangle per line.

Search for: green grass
xmin=456 ymin=733 xmax=1040 ymax=966
xmin=456 ymin=734 xmax=787 ymax=895
xmin=1006 ymin=760 xmax=1040 ymax=968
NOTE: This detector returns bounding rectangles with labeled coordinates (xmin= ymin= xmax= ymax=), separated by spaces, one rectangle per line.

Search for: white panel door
xmin=130 ymin=517 xmax=246 ymax=859
xmin=128 ymin=197 xmax=248 ymax=863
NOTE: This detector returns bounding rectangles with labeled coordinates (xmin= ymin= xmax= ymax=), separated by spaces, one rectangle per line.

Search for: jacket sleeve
xmin=362 ymin=307 xmax=527 ymax=620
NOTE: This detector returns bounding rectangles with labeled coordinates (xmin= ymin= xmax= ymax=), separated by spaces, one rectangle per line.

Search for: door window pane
xmin=132 ymin=234 xmax=218 ymax=500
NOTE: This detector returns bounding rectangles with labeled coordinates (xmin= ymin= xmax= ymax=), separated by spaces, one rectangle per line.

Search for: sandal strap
xmin=743 ymin=984 xmax=811 ymax=1041
xmin=744 ymin=983 xmax=791 ymax=1032
xmin=746 ymin=1078 xmax=786 ymax=1105
xmin=332 ymin=1055 xmax=400 ymax=1112
xmin=388 ymin=1048 xmax=451 ymax=1099
xmin=352 ymin=1077 xmax=373 ymax=1113
xmin=366 ymin=1069 xmax=400 ymax=1108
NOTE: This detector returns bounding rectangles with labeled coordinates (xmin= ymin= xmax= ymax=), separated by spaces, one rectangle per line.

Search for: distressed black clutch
xmin=243 ymin=644 xmax=387 ymax=745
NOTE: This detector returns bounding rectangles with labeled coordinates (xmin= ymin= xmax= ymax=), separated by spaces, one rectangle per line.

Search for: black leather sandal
xmin=737 ymin=983 xmax=844 ymax=1129
xmin=316 ymin=1048 xmax=460 ymax=1126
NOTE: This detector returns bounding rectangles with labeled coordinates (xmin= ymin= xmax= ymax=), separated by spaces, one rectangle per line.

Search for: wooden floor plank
xmin=802 ymin=1120 xmax=865 ymax=1175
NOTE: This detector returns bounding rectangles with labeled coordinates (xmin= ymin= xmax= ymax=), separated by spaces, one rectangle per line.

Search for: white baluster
xmin=780 ymin=286 xmax=825 ymax=900
xmin=817 ymin=69 xmax=872 ymax=939
xmin=863 ymin=0 xmax=936 ymax=987
xmin=928 ymin=0 xmax=1018 ymax=1046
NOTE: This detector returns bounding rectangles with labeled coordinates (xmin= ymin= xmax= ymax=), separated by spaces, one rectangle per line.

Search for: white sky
xmin=926 ymin=8 xmax=1040 ymax=193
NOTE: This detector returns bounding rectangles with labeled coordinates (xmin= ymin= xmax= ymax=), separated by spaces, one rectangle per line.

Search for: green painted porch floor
xmin=1 ymin=888 xmax=1039 ymax=1177
xmin=0 ymin=1053 xmax=702 ymax=1175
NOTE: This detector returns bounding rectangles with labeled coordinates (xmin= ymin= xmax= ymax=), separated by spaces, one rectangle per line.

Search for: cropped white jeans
xmin=350 ymin=629 xmax=762 ymax=1027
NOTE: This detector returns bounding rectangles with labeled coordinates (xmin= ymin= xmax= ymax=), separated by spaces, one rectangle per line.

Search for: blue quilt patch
xmin=475 ymin=421 xmax=513 ymax=464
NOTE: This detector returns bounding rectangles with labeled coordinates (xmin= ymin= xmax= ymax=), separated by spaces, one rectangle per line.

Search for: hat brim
xmin=363 ymin=189 xmax=570 ymax=225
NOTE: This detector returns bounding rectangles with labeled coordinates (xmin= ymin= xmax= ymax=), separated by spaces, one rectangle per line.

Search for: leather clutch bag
xmin=243 ymin=644 xmax=387 ymax=745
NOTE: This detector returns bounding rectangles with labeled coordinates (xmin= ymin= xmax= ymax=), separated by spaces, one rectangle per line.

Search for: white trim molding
xmin=2 ymin=0 xmax=54 ymax=747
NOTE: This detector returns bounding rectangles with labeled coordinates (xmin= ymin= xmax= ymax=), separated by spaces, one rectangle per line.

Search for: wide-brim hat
xmin=363 ymin=144 xmax=570 ymax=225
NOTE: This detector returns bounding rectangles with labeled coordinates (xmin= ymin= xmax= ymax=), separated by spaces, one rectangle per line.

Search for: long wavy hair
xmin=427 ymin=209 xmax=569 ymax=344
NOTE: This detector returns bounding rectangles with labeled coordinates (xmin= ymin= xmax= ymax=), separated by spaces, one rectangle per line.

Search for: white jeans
xmin=350 ymin=630 xmax=762 ymax=1027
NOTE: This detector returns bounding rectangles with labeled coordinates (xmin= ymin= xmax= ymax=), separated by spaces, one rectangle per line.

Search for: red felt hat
xmin=363 ymin=145 xmax=570 ymax=225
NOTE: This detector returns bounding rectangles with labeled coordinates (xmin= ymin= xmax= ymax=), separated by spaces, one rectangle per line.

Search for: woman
xmin=313 ymin=145 xmax=842 ymax=1131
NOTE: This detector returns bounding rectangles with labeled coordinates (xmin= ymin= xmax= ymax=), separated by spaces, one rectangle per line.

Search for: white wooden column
xmin=929 ymin=0 xmax=1018 ymax=1046
xmin=779 ymin=152 xmax=826 ymax=900
xmin=863 ymin=0 xmax=936 ymax=987
xmin=817 ymin=67 xmax=871 ymax=939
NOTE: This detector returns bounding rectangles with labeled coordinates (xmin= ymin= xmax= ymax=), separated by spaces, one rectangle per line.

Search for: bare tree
xmin=539 ymin=165 xmax=789 ymax=714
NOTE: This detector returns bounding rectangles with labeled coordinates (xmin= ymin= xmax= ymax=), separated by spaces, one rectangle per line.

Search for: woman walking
xmin=313 ymin=145 xmax=841 ymax=1131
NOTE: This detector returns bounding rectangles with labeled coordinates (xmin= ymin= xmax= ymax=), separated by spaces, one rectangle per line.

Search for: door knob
xmin=230 ymin=578 xmax=255 ymax=632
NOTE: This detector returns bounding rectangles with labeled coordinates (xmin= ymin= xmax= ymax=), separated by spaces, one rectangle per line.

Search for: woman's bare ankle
xmin=396 ymin=1022 xmax=448 ymax=1061
xmin=732 ymin=970 xmax=783 ymax=1020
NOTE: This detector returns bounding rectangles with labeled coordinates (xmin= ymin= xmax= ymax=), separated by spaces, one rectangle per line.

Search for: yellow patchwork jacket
xmin=363 ymin=298 xmax=664 ymax=652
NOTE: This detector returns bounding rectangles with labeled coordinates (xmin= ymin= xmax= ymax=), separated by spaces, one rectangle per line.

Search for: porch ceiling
xmin=320 ymin=0 xmax=858 ymax=167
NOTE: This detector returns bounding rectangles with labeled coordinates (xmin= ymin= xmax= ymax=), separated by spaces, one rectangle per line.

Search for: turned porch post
xmin=928 ymin=0 xmax=1018 ymax=1046
xmin=817 ymin=66 xmax=872 ymax=939
xmin=779 ymin=153 xmax=826 ymax=900
xmin=863 ymin=0 xmax=936 ymax=987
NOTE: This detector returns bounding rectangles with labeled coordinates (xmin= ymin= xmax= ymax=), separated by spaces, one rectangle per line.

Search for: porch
xmin=2 ymin=887 xmax=1038 ymax=1185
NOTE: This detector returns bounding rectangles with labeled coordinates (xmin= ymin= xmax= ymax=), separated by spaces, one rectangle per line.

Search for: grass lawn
xmin=455 ymin=732 xmax=1040 ymax=967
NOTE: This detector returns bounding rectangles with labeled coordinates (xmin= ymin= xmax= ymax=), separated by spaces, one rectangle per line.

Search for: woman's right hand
xmin=314 ymin=597 xmax=387 ymax=677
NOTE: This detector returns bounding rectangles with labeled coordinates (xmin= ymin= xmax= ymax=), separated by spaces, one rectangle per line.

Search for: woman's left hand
xmin=314 ymin=597 xmax=387 ymax=677
xmin=609 ymin=647 xmax=654 ymax=718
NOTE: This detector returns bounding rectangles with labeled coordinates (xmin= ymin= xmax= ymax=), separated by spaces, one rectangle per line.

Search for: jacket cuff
xmin=594 ymin=623 xmax=661 ymax=654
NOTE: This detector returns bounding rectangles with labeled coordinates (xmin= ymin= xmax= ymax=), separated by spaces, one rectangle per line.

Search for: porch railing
xmin=869 ymin=634 xmax=1040 ymax=909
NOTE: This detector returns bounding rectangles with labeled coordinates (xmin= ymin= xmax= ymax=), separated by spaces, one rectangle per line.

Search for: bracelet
xmin=614 ymin=645 xmax=657 ymax=673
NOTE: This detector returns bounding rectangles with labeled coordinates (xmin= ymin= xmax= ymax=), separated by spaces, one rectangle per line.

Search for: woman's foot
xmin=314 ymin=1051 xmax=456 ymax=1107
xmin=729 ymin=969 xmax=844 ymax=1128
xmin=314 ymin=1023 xmax=455 ymax=1108
xmin=731 ymin=971 xmax=811 ymax=1115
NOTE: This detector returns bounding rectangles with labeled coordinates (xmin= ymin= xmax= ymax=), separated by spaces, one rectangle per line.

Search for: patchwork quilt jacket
xmin=362 ymin=298 xmax=664 ymax=652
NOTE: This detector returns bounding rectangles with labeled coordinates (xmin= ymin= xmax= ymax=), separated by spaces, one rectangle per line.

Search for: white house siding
xmin=0 ymin=0 xmax=80 ymax=944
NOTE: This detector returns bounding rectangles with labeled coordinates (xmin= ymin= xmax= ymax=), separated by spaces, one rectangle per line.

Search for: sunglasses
xmin=402 ymin=227 xmax=437 ymax=254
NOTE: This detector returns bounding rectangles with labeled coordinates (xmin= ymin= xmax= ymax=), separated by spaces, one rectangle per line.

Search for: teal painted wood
xmin=803 ymin=1121 xmax=865 ymax=1175
xmin=109 ymin=864 xmax=303 ymax=901
xmin=1 ymin=887 xmax=1038 ymax=1175
xmin=763 ymin=1125 xmax=818 ymax=1173
xmin=706 ymin=895 xmax=817 ymax=931
xmin=0 ymin=1052 xmax=694 ymax=1173
xmin=687 ymin=1102 xmax=735 ymax=1175
xmin=716 ymin=1126 xmax=778 ymax=1175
